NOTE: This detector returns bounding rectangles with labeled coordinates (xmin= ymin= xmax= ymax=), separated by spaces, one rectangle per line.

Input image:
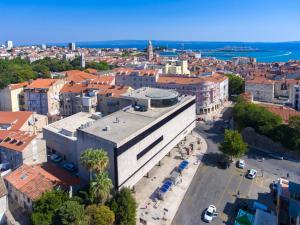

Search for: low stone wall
xmin=241 ymin=127 xmax=287 ymax=152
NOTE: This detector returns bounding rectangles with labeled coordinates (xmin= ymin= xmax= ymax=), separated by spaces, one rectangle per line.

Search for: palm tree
xmin=80 ymin=148 xmax=109 ymax=181
xmin=90 ymin=172 xmax=113 ymax=204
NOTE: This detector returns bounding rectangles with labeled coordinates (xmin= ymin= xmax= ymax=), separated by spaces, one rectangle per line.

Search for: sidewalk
xmin=135 ymin=131 xmax=207 ymax=225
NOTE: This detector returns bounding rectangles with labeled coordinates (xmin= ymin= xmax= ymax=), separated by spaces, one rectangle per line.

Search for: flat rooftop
xmin=44 ymin=112 xmax=96 ymax=140
xmin=81 ymin=95 xmax=195 ymax=145
xmin=121 ymin=87 xmax=179 ymax=100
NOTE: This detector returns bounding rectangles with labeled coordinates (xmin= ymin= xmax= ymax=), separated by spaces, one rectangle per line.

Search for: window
xmin=117 ymin=99 xmax=195 ymax=156
xmin=137 ymin=136 xmax=163 ymax=160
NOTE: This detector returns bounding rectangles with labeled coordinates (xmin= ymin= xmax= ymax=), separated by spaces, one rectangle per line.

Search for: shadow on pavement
xmin=201 ymin=152 xmax=222 ymax=168
xmin=223 ymin=192 xmax=275 ymax=225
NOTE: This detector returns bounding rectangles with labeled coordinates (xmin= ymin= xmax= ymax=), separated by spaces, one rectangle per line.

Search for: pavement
xmin=172 ymin=106 xmax=300 ymax=225
xmin=135 ymin=131 xmax=208 ymax=225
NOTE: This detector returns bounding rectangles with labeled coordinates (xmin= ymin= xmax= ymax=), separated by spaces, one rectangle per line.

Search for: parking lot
xmin=172 ymin=155 xmax=277 ymax=225
xmin=172 ymin=112 xmax=300 ymax=225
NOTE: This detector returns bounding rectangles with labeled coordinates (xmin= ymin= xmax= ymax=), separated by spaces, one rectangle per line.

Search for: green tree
xmin=289 ymin=115 xmax=300 ymax=132
xmin=90 ymin=172 xmax=113 ymax=204
xmin=80 ymin=148 xmax=109 ymax=180
xmin=31 ymin=190 xmax=69 ymax=225
xmin=108 ymin=188 xmax=137 ymax=225
xmin=56 ymin=200 xmax=87 ymax=225
xmin=86 ymin=61 xmax=110 ymax=71
xmin=32 ymin=64 xmax=51 ymax=78
xmin=85 ymin=204 xmax=115 ymax=225
xmin=226 ymin=74 xmax=244 ymax=98
xmin=220 ymin=130 xmax=248 ymax=161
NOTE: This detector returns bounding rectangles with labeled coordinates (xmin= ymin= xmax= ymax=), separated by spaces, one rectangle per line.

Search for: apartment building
xmin=157 ymin=73 xmax=228 ymax=114
xmin=245 ymin=77 xmax=275 ymax=102
xmin=291 ymin=85 xmax=300 ymax=110
xmin=0 ymin=82 xmax=28 ymax=112
xmin=0 ymin=131 xmax=47 ymax=169
xmin=164 ymin=60 xmax=190 ymax=75
xmin=276 ymin=178 xmax=300 ymax=224
xmin=114 ymin=68 xmax=159 ymax=89
xmin=59 ymin=82 xmax=130 ymax=117
xmin=4 ymin=163 xmax=81 ymax=212
xmin=76 ymin=88 xmax=196 ymax=189
xmin=24 ymin=79 xmax=65 ymax=116
xmin=0 ymin=111 xmax=48 ymax=142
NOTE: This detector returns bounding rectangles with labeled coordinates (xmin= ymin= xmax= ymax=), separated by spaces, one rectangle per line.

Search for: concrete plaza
xmin=135 ymin=131 xmax=207 ymax=225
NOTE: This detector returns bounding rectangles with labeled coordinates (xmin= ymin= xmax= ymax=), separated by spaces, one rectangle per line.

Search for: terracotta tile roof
xmin=98 ymin=85 xmax=131 ymax=97
xmin=26 ymin=79 xmax=58 ymax=89
xmin=90 ymin=76 xmax=115 ymax=85
xmin=246 ymin=77 xmax=274 ymax=85
xmin=0 ymin=178 xmax=7 ymax=198
xmin=86 ymin=68 xmax=97 ymax=74
xmin=0 ymin=111 xmax=33 ymax=141
xmin=8 ymin=82 xmax=29 ymax=90
xmin=4 ymin=162 xmax=82 ymax=201
xmin=260 ymin=103 xmax=300 ymax=123
xmin=157 ymin=73 xmax=227 ymax=85
xmin=0 ymin=131 xmax=36 ymax=152
xmin=60 ymin=83 xmax=87 ymax=94
xmin=65 ymin=70 xmax=97 ymax=83
xmin=114 ymin=68 xmax=158 ymax=77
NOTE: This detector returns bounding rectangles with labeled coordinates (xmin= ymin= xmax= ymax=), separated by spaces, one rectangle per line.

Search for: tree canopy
xmin=85 ymin=204 xmax=115 ymax=225
xmin=90 ymin=172 xmax=113 ymax=204
xmin=234 ymin=97 xmax=300 ymax=150
xmin=55 ymin=200 xmax=87 ymax=225
xmin=0 ymin=57 xmax=110 ymax=89
xmin=225 ymin=74 xmax=244 ymax=99
xmin=31 ymin=190 xmax=69 ymax=225
xmin=219 ymin=129 xmax=248 ymax=160
xmin=108 ymin=188 xmax=137 ymax=225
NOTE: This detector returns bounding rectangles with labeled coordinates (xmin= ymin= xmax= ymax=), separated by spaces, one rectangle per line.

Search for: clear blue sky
xmin=0 ymin=0 xmax=299 ymax=44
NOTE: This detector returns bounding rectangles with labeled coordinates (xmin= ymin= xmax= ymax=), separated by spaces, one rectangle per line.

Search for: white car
xmin=247 ymin=169 xmax=257 ymax=179
xmin=237 ymin=159 xmax=245 ymax=169
xmin=203 ymin=205 xmax=218 ymax=223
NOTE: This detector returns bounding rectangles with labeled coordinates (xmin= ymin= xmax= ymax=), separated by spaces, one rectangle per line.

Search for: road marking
xmin=235 ymin=174 xmax=244 ymax=195
xmin=216 ymin=172 xmax=234 ymax=208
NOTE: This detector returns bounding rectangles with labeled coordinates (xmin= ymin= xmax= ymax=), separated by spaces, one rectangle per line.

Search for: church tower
xmin=147 ymin=40 xmax=154 ymax=61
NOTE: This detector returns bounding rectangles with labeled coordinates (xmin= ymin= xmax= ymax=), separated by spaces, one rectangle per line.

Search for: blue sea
xmin=72 ymin=40 xmax=300 ymax=63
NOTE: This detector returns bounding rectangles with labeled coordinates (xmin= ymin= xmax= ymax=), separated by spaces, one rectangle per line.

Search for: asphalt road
xmin=172 ymin=111 xmax=300 ymax=225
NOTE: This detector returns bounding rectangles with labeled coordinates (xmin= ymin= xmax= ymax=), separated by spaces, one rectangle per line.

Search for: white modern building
xmin=76 ymin=88 xmax=196 ymax=189
xmin=43 ymin=112 xmax=99 ymax=164
xmin=5 ymin=41 xmax=13 ymax=50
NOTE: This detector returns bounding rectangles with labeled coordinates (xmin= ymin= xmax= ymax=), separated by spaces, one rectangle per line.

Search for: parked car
xmin=63 ymin=162 xmax=77 ymax=172
xmin=247 ymin=169 xmax=257 ymax=179
xmin=218 ymin=155 xmax=230 ymax=169
xmin=50 ymin=154 xmax=62 ymax=163
xmin=203 ymin=205 xmax=218 ymax=223
xmin=236 ymin=159 xmax=245 ymax=169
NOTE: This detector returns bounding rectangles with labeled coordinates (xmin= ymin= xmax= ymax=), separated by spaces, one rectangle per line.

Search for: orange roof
xmin=157 ymin=73 xmax=227 ymax=85
xmin=114 ymin=68 xmax=158 ymax=77
xmin=0 ymin=131 xmax=35 ymax=152
xmin=60 ymin=83 xmax=87 ymax=94
xmin=97 ymin=85 xmax=131 ymax=97
xmin=4 ymin=163 xmax=82 ymax=201
xmin=26 ymin=79 xmax=58 ymax=89
xmin=86 ymin=68 xmax=97 ymax=74
xmin=0 ymin=111 xmax=33 ymax=141
xmin=260 ymin=104 xmax=300 ymax=123
xmin=65 ymin=70 xmax=97 ymax=83
xmin=90 ymin=76 xmax=115 ymax=85
xmin=246 ymin=77 xmax=274 ymax=85
xmin=8 ymin=82 xmax=29 ymax=90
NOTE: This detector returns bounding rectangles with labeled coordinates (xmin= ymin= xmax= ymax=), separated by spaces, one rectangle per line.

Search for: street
xmin=172 ymin=109 xmax=300 ymax=225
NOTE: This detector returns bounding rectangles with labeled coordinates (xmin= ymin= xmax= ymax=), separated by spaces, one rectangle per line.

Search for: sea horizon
xmin=12 ymin=40 xmax=300 ymax=63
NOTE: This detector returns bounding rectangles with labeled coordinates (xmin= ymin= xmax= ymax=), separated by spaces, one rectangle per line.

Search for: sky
xmin=0 ymin=0 xmax=300 ymax=44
